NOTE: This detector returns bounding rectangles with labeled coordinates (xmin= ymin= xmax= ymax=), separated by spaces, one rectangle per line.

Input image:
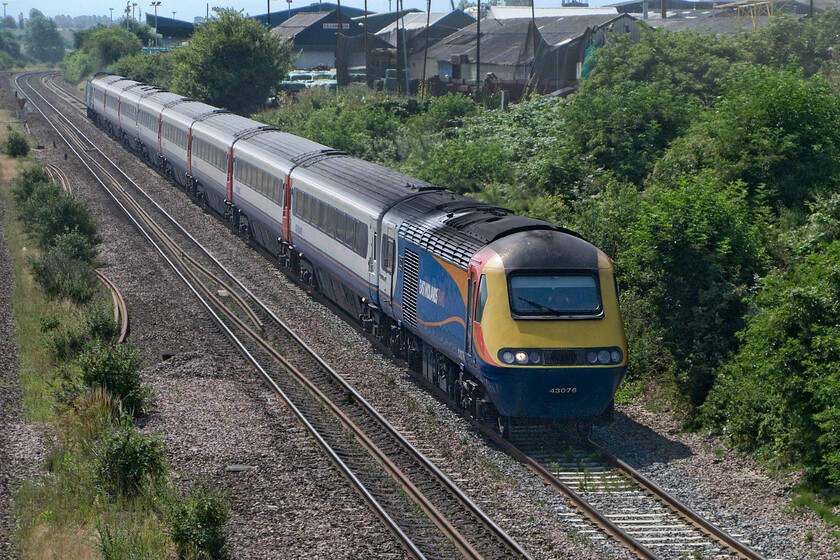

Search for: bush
xmin=3 ymin=128 xmax=30 ymax=157
xmin=702 ymin=197 xmax=840 ymax=486
xmin=11 ymin=164 xmax=51 ymax=203
xmin=78 ymin=342 xmax=148 ymax=413
xmin=31 ymin=253 xmax=98 ymax=305
xmin=415 ymin=136 xmax=513 ymax=194
xmin=18 ymin=180 xmax=62 ymax=236
xmin=165 ymin=486 xmax=228 ymax=560
xmin=50 ymin=231 xmax=98 ymax=263
xmin=95 ymin=415 xmax=166 ymax=497
xmin=619 ymin=176 xmax=769 ymax=407
xmin=98 ymin=523 xmax=160 ymax=560
xmin=29 ymin=192 xmax=100 ymax=251
xmin=49 ymin=307 xmax=119 ymax=362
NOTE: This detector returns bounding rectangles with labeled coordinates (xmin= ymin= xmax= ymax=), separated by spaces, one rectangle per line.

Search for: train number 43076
xmin=549 ymin=387 xmax=577 ymax=394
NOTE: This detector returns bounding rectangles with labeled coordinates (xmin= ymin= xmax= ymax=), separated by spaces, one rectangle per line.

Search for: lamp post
xmin=150 ymin=2 xmax=160 ymax=46
xmin=109 ymin=7 xmax=114 ymax=20
xmin=286 ymin=0 xmax=292 ymax=22
xmin=125 ymin=3 xmax=131 ymax=29
xmin=2 ymin=3 xmax=7 ymax=18
xmin=171 ymin=10 xmax=175 ymax=19
xmin=132 ymin=3 xmax=137 ymax=19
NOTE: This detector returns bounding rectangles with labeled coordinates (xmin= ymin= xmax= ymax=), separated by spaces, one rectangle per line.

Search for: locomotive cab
xmin=468 ymin=229 xmax=628 ymax=421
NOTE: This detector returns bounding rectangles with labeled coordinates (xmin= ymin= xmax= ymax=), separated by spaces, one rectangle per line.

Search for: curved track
xmin=18 ymin=71 xmax=531 ymax=560
xmin=25 ymin=71 xmax=770 ymax=560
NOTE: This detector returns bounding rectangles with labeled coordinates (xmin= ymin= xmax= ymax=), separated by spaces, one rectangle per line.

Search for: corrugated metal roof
xmin=377 ymin=12 xmax=451 ymax=33
xmin=272 ymin=11 xmax=332 ymax=38
xmin=487 ymin=6 xmax=619 ymax=19
xmin=426 ymin=14 xmax=623 ymax=64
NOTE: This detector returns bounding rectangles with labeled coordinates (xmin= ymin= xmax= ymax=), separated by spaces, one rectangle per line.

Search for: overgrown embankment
xmin=1 ymin=151 xmax=228 ymax=558
xmin=255 ymin=14 xmax=840 ymax=502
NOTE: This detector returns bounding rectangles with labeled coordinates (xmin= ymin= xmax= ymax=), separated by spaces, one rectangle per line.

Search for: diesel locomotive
xmin=86 ymin=73 xmax=628 ymax=433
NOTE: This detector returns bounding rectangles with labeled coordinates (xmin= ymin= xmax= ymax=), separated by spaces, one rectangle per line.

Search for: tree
xmin=654 ymin=65 xmax=840 ymax=210
xmin=560 ymin=25 xmax=744 ymax=186
xmin=63 ymin=25 xmax=143 ymax=84
xmin=0 ymin=29 xmax=22 ymax=70
xmin=619 ymin=176 xmax=769 ymax=407
xmin=170 ymin=9 xmax=293 ymax=115
xmin=23 ymin=15 xmax=65 ymax=63
xmin=0 ymin=16 xmax=16 ymax=29
xmin=702 ymin=195 xmax=840 ymax=486
xmin=111 ymin=52 xmax=175 ymax=90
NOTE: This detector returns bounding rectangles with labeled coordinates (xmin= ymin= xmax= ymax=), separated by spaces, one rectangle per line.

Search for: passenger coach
xmin=87 ymin=73 xmax=629 ymax=433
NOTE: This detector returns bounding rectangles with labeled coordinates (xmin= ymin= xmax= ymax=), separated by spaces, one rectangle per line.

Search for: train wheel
xmin=498 ymin=416 xmax=512 ymax=440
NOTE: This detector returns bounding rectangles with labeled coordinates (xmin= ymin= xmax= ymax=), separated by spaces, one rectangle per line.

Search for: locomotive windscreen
xmin=508 ymin=274 xmax=601 ymax=317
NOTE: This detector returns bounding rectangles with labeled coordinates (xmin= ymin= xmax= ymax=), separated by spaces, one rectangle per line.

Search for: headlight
xmin=597 ymin=350 xmax=611 ymax=364
xmin=611 ymin=349 xmax=622 ymax=363
xmin=498 ymin=349 xmax=542 ymax=365
xmin=586 ymin=351 xmax=598 ymax=364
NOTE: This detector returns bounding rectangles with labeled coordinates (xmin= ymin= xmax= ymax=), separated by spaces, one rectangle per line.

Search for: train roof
xmin=191 ymin=112 xmax=260 ymax=139
xmin=91 ymin=73 xmax=127 ymax=87
xmin=138 ymin=90 xmax=189 ymax=110
xmin=119 ymin=84 xmax=163 ymax=101
xmin=162 ymin=100 xmax=220 ymax=120
xmin=398 ymin=190 xmax=561 ymax=268
xmin=239 ymin=129 xmax=330 ymax=162
xmin=299 ymin=154 xmax=443 ymax=215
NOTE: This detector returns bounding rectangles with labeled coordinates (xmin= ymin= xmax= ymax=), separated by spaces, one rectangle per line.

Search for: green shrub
xmin=50 ymin=231 xmax=98 ymax=263
xmin=702 ymin=204 xmax=840 ymax=485
xmin=95 ymin=415 xmax=166 ymax=497
xmin=18 ymin=180 xmax=62 ymax=234
xmin=619 ymin=176 xmax=769 ymax=407
xmin=49 ymin=308 xmax=119 ymax=362
xmin=78 ymin=342 xmax=148 ymax=414
xmin=31 ymin=254 xmax=98 ymax=305
xmin=165 ymin=486 xmax=228 ymax=560
xmin=30 ymin=192 xmax=100 ymax=251
xmin=3 ymin=128 xmax=30 ymax=157
xmin=98 ymin=523 xmax=160 ymax=560
xmin=11 ymin=164 xmax=51 ymax=203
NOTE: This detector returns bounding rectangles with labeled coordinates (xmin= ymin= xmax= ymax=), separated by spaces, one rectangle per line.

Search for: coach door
xmin=464 ymin=265 xmax=477 ymax=364
xmin=379 ymin=223 xmax=397 ymax=317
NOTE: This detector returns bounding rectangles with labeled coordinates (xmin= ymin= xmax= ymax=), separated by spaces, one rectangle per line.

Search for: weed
xmin=95 ymin=415 xmax=167 ymax=497
xmin=78 ymin=342 xmax=149 ymax=414
xmin=3 ymin=127 xmax=30 ymax=158
xmin=165 ymin=486 xmax=228 ymax=559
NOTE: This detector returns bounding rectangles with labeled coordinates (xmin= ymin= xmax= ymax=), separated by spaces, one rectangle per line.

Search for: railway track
xmin=472 ymin=423 xmax=768 ymax=560
xmin=94 ymin=269 xmax=129 ymax=344
xmin=18 ymin=71 xmax=531 ymax=560
xmin=45 ymin=163 xmax=71 ymax=193
xmin=23 ymin=71 xmax=774 ymax=560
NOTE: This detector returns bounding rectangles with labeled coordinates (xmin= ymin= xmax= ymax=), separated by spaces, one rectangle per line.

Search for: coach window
xmin=382 ymin=236 xmax=395 ymax=274
xmin=356 ymin=222 xmax=367 ymax=257
xmin=474 ymin=275 xmax=488 ymax=323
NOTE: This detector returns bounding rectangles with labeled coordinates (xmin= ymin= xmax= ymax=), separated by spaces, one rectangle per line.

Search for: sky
xmin=8 ymin=0 xmax=615 ymax=23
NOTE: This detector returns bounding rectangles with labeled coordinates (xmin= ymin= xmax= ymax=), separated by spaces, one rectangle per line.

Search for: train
xmin=86 ymin=72 xmax=628 ymax=434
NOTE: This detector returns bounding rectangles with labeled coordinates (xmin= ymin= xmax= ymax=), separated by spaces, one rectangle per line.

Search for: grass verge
xmin=2 ymin=161 xmax=228 ymax=559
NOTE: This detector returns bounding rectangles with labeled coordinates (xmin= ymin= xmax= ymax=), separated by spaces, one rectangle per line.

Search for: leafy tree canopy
xmin=702 ymin=195 xmax=840 ymax=486
xmin=170 ymin=9 xmax=293 ymax=115
xmin=654 ymin=64 xmax=840 ymax=209
xmin=0 ymin=16 xmax=17 ymax=29
xmin=741 ymin=12 xmax=840 ymax=77
xmin=24 ymin=15 xmax=65 ymax=63
xmin=619 ymin=176 xmax=769 ymax=406
xmin=111 ymin=51 xmax=175 ymax=90
xmin=63 ymin=25 xmax=143 ymax=84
